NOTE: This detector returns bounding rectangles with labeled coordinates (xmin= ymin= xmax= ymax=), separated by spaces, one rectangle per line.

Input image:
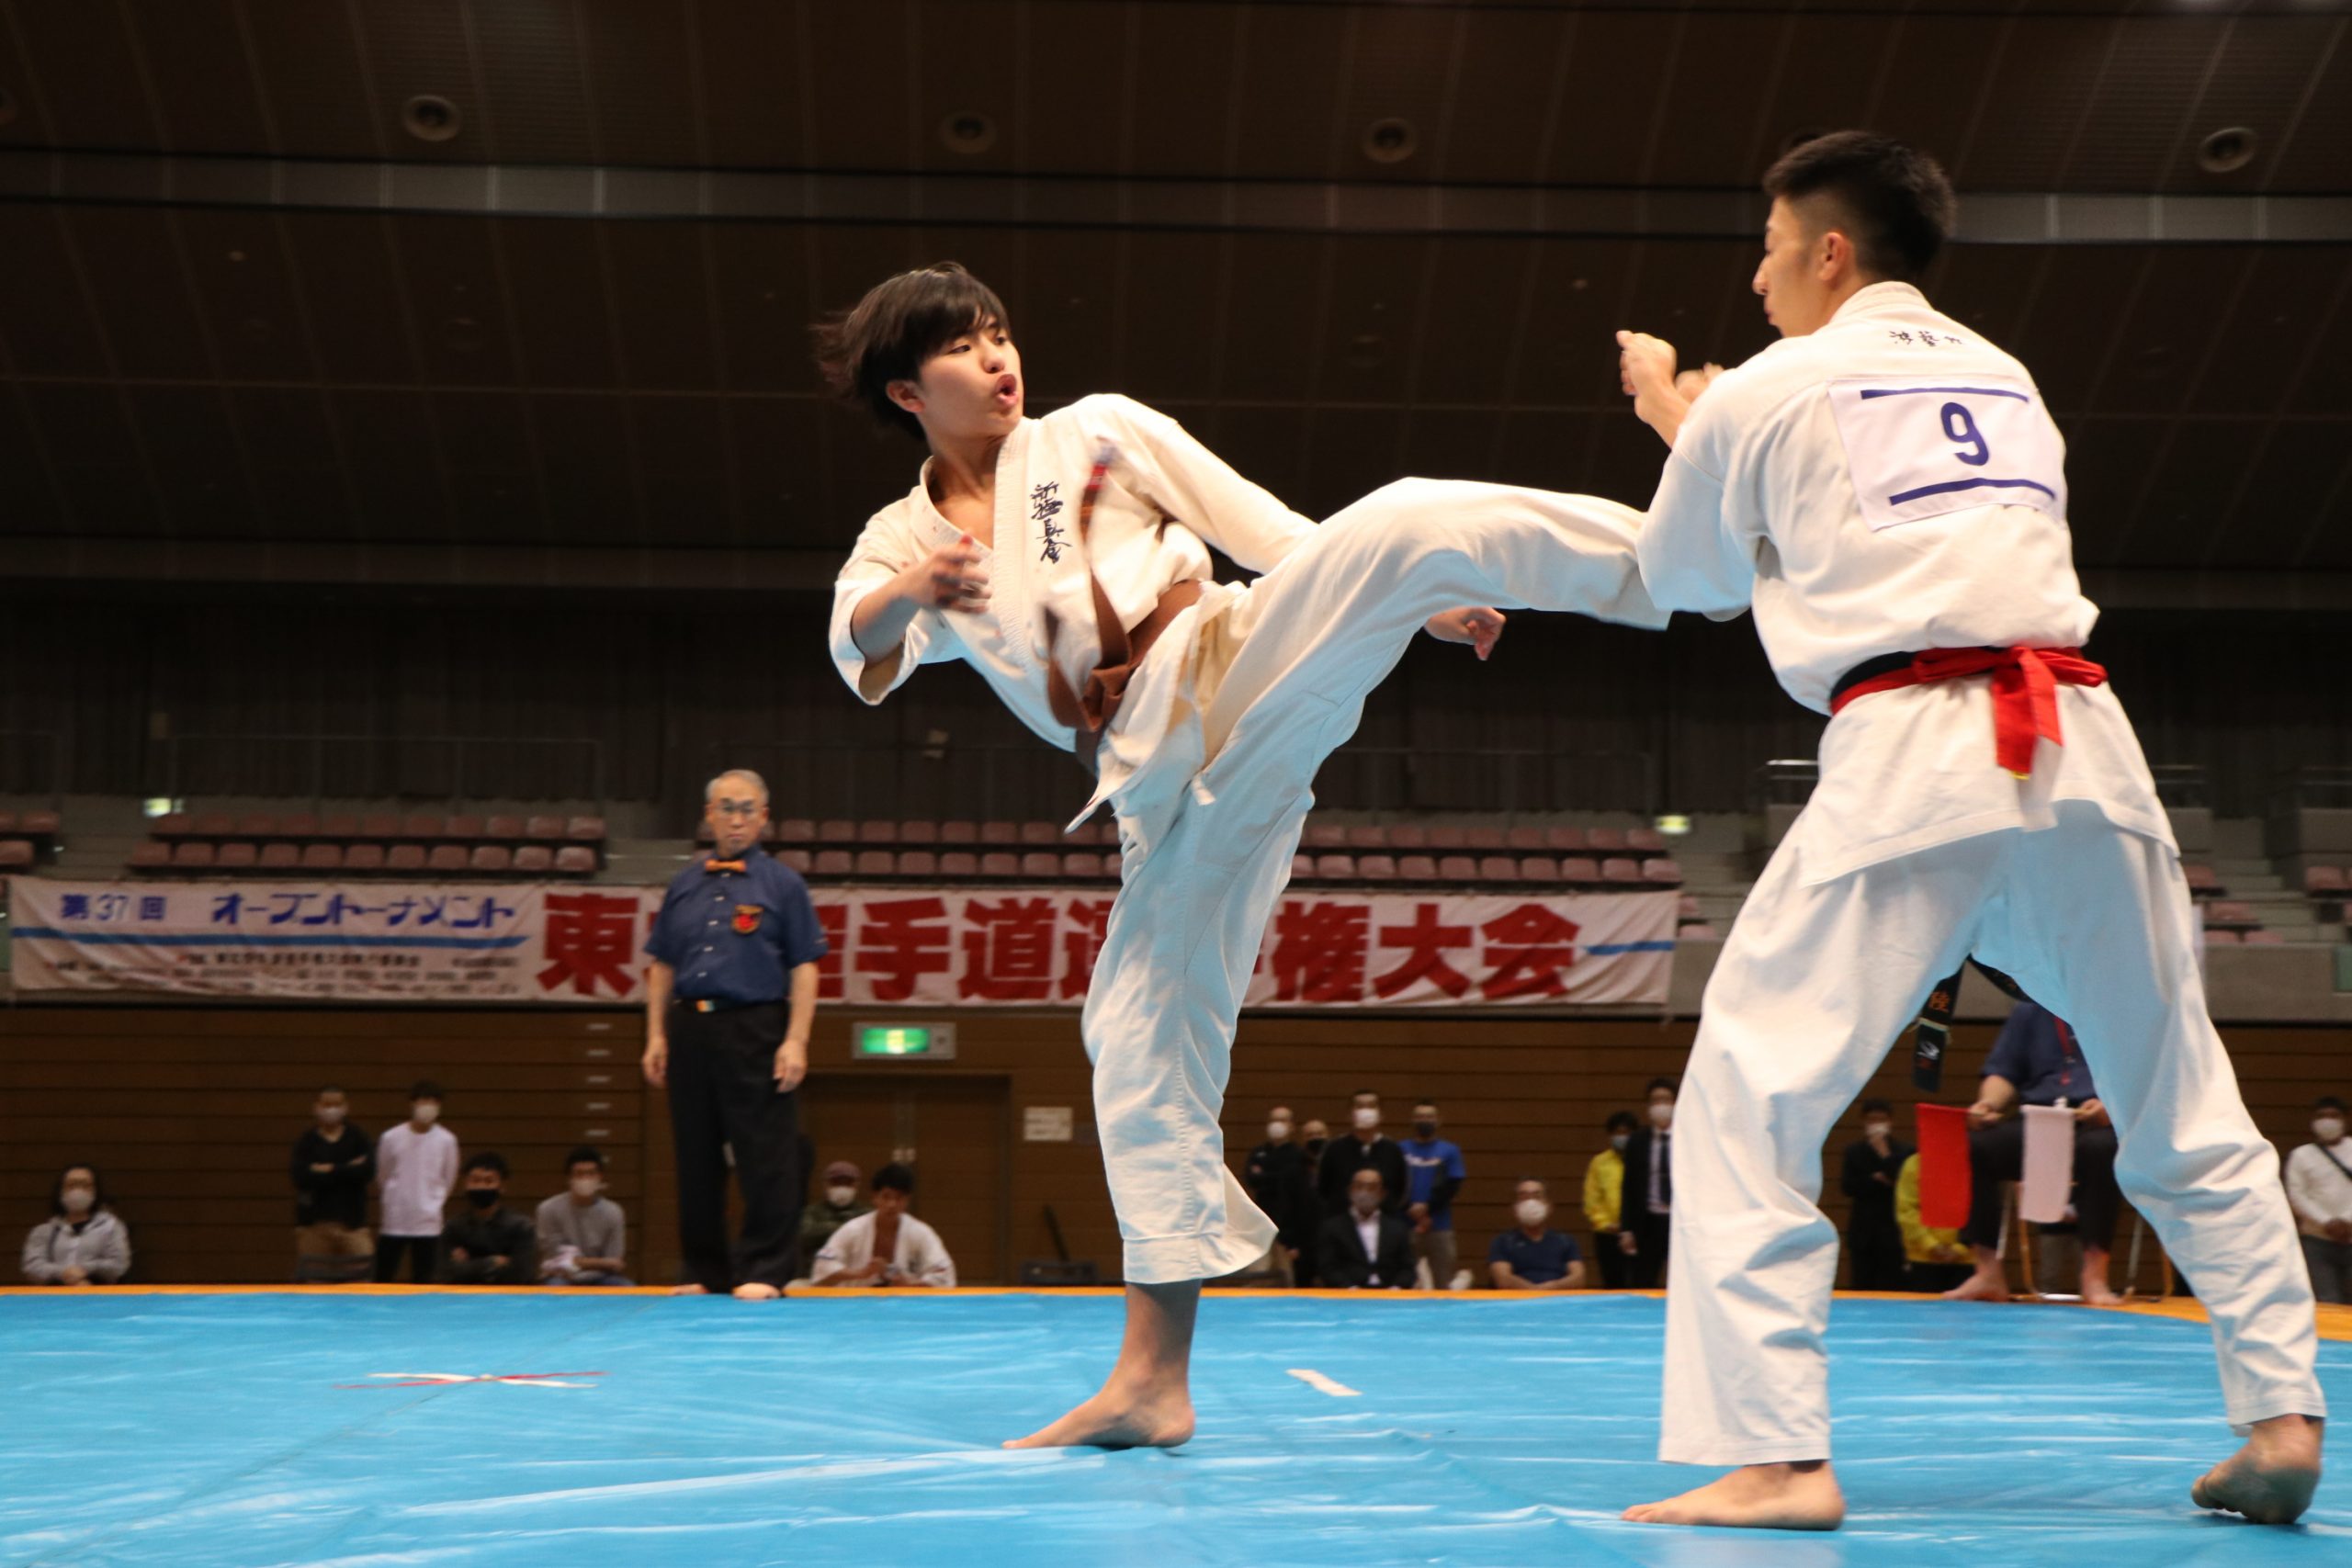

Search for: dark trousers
xmin=2304 ymin=1235 xmax=2352 ymax=1305
xmin=373 ymin=1234 xmax=440 ymax=1283
xmin=1847 ymin=1215 xmax=1908 ymax=1291
xmin=1593 ymin=1230 xmax=1631 ymax=1289
xmin=668 ymin=1000 xmax=802 ymax=1292
xmin=1627 ymin=1212 xmax=1670 ymax=1288
xmin=1958 ymin=1115 xmax=2121 ymax=1253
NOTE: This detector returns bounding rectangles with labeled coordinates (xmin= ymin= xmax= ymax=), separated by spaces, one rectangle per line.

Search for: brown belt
xmin=1042 ymin=446 xmax=1204 ymax=743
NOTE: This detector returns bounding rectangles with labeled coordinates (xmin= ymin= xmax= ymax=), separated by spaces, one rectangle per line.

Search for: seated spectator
xmin=1488 ymin=1179 xmax=1586 ymax=1291
xmin=537 ymin=1146 xmax=631 ymax=1287
xmin=1896 ymin=1152 xmax=1973 ymax=1293
xmin=1946 ymin=1001 xmax=2122 ymax=1304
xmin=438 ymin=1153 xmax=537 ymax=1285
xmin=21 ymin=1165 xmax=130 ymax=1286
xmin=374 ymin=1079 xmax=458 ymax=1283
xmin=811 ymin=1164 xmax=956 ymax=1289
xmin=1316 ymin=1168 xmax=1413 ymax=1290
xmin=798 ymin=1159 xmax=872 ymax=1266
xmin=291 ymin=1085 xmax=375 ymax=1274
xmin=2286 ymin=1095 xmax=2352 ymax=1304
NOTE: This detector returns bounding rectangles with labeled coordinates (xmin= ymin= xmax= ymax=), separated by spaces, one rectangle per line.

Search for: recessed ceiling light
xmin=2196 ymin=126 xmax=2257 ymax=174
xmin=1363 ymin=118 xmax=1417 ymax=164
xmin=939 ymin=110 xmax=997 ymax=156
xmin=402 ymin=95 xmax=462 ymax=143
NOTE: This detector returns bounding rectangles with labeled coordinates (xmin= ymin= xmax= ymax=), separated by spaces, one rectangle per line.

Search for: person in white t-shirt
xmin=2285 ymin=1096 xmax=2352 ymax=1304
xmin=372 ymin=1080 xmax=458 ymax=1282
xmin=1613 ymin=130 xmax=2322 ymax=1530
xmin=809 ymin=1164 xmax=955 ymax=1291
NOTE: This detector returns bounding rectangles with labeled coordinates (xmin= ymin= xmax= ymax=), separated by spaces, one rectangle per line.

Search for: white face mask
xmin=317 ymin=1105 xmax=346 ymax=1125
xmin=1610 ymin=1134 xmax=1630 ymax=1153
xmin=826 ymin=1184 xmax=857 ymax=1206
xmin=1648 ymin=1101 xmax=1674 ymax=1128
xmin=2316 ymin=1118 xmax=2346 ymax=1145
xmin=1864 ymin=1121 xmax=1892 ymax=1139
xmin=1352 ymin=1107 xmax=1379 ymax=1131
xmin=1351 ymin=1190 xmax=1381 ymax=1215
xmin=61 ymin=1187 xmax=95 ymax=1214
xmin=1266 ymin=1121 xmax=1292 ymax=1143
xmin=412 ymin=1103 xmax=441 ymax=1126
xmin=1515 ymin=1198 xmax=1549 ymax=1226
xmin=570 ymin=1177 xmax=601 ymax=1200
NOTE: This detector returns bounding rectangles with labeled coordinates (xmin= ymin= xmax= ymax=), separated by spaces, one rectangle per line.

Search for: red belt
xmin=1042 ymin=446 xmax=1204 ymax=743
xmin=1828 ymin=646 xmax=2108 ymax=779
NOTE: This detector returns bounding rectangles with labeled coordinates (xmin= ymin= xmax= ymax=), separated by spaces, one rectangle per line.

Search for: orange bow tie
xmin=704 ymin=859 xmax=747 ymax=874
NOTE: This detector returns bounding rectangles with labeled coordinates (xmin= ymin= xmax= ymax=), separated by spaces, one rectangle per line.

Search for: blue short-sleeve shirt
xmin=646 ymin=847 xmax=827 ymax=1006
xmin=1487 ymin=1227 xmax=1583 ymax=1285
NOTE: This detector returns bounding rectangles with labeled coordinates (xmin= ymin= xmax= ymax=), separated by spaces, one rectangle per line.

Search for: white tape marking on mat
xmin=1286 ymin=1368 xmax=1361 ymax=1398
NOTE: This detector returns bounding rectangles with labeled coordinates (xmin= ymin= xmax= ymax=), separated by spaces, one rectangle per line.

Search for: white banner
xmin=6 ymin=880 xmax=1676 ymax=1010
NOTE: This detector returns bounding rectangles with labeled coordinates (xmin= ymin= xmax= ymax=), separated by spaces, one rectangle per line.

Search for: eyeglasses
xmin=710 ymin=801 xmax=764 ymax=818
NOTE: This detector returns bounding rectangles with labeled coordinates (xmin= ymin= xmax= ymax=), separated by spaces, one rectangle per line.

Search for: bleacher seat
xmin=2203 ymin=929 xmax=2242 ymax=946
xmin=938 ymin=852 xmax=979 ymax=878
xmin=1345 ymin=825 xmax=1387 ymax=851
xmin=979 ymin=852 xmax=1020 ymax=878
xmin=567 ymin=816 xmax=605 ymax=843
xmin=1465 ymin=826 xmax=1507 ymax=852
xmin=151 ymin=813 xmax=192 ymax=839
xmin=1397 ymin=854 xmax=1438 ymax=881
xmin=1561 ymin=857 xmax=1601 ymax=883
xmin=811 ymin=819 xmax=851 ymax=843
xmin=1020 ymin=821 xmax=1060 ymax=847
xmin=554 ymin=846 xmax=597 ymax=875
xmin=980 ymin=821 xmax=1020 ymax=846
xmin=237 ymin=813 xmax=277 ymax=838
xmin=775 ymin=818 xmax=816 ymax=844
xmin=173 ymin=842 xmax=216 ymax=868
xmin=425 ymin=845 xmax=466 ymax=873
xmin=470 ymin=845 xmax=513 ymax=873
xmin=1387 ymin=825 xmax=1429 ymax=851
xmin=1428 ymin=826 xmax=1469 ymax=851
xmin=1478 ymin=855 xmax=1519 ymax=882
xmin=444 ymin=815 xmax=483 ymax=840
xmin=1601 ymin=857 xmax=1642 ymax=883
xmin=279 ymin=812 xmax=319 ymax=838
xmin=1679 ymin=922 xmax=1721 ymax=940
xmin=513 ymin=845 xmax=554 ymax=874
xmin=259 ymin=842 xmax=300 ymax=870
xmin=1061 ymin=853 xmax=1101 ymax=880
xmin=321 ymin=813 xmax=362 ymax=838
xmin=1437 ymin=854 xmax=1477 ymax=881
xmin=813 ymin=849 xmax=854 ymax=877
xmin=2244 ymin=929 xmax=2287 ymax=945
xmin=403 ymin=814 xmax=444 ymax=840
xmin=1358 ymin=854 xmax=1399 ymax=881
xmin=20 ymin=808 xmax=61 ymax=837
xmin=360 ymin=813 xmax=401 ymax=840
xmin=1518 ymin=855 xmax=1559 ymax=883
xmin=297 ymin=844 xmax=340 ymax=871
xmin=216 ymin=842 xmax=259 ymax=870
xmin=0 ymin=840 xmax=34 ymax=869
xmin=858 ymin=819 xmax=896 ymax=844
xmin=780 ymin=849 xmax=814 ymax=874
xmin=1643 ymin=858 xmax=1683 ymax=885
xmin=386 ymin=845 xmax=427 ymax=874
xmin=940 ymin=821 xmax=979 ymax=845
xmin=190 ymin=812 xmax=234 ymax=838
xmin=1544 ymin=826 xmax=1589 ymax=852
xmin=2183 ymin=863 xmax=2221 ymax=894
xmin=1627 ymin=828 xmax=1667 ymax=853
xmin=1588 ymin=829 xmax=1627 ymax=852
xmin=1678 ymin=893 xmax=1702 ymax=919
xmin=1315 ymin=854 xmax=1357 ymax=881
xmin=483 ymin=814 xmax=524 ymax=840
xmin=899 ymin=820 xmax=939 ymax=845
xmin=1292 ymin=853 xmax=1316 ymax=879
xmin=899 ymin=850 xmax=939 ymax=878
xmin=2201 ymin=900 xmax=2256 ymax=928
xmin=855 ymin=850 xmax=894 ymax=876
xmin=127 ymin=842 xmax=170 ymax=870
xmin=1020 ymin=852 xmax=1060 ymax=879
xmin=2305 ymin=865 xmax=2346 ymax=894
xmin=344 ymin=844 xmax=386 ymax=872
xmin=1303 ymin=824 xmax=1348 ymax=851
xmin=1505 ymin=826 xmax=1547 ymax=852
xmin=524 ymin=815 xmax=566 ymax=841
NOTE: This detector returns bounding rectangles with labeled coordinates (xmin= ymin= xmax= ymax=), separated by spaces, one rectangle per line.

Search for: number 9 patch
xmin=1827 ymin=375 xmax=2067 ymax=533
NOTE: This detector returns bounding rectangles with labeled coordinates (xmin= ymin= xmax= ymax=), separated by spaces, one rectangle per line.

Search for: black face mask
xmin=465 ymin=1188 xmax=500 ymax=1211
xmin=1305 ymin=1138 xmax=1327 ymax=1156
xmin=1413 ymin=1121 xmax=1438 ymax=1138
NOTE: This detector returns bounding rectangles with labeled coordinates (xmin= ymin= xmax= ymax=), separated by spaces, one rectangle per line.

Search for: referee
xmin=642 ymin=768 xmax=827 ymax=1300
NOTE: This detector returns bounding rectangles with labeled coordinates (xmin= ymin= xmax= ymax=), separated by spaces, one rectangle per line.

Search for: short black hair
xmin=567 ymin=1145 xmax=605 ymax=1173
xmin=1606 ymin=1111 xmax=1639 ymax=1134
xmin=812 ymin=263 xmax=1012 ymax=441
xmin=1645 ymin=1077 xmax=1679 ymax=1097
xmin=409 ymin=1079 xmax=444 ymax=1101
xmin=1762 ymin=130 xmax=1955 ymax=284
xmin=2318 ymin=1096 xmax=2348 ymax=1114
xmin=316 ymin=1084 xmax=345 ymax=1098
xmin=1353 ymin=1089 xmax=1380 ymax=1103
xmin=51 ymin=1164 xmax=105 ymax=1218
xmin=873 ymin=1162 xmax=916 ymax=1195
xmin=1412 ymin=1100 xmax=1438 ymax=1111
xmin=1861 ymin=1099 xmax=1892 ymax=1117
xmin=465 ymin=1152 xmax=508 ymax=1179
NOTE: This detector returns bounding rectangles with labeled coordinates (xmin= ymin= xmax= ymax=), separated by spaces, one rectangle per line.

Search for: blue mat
xmin=1 ymin=1292 xmax=2345 ymax=1566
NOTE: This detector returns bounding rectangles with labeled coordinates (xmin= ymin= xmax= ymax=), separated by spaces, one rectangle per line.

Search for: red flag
xmin=1916 ymin=1103 xmax=1973 ymax=1230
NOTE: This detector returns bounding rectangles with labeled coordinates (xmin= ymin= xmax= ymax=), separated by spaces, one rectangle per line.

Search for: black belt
xmin=1907 ymin=959 xmax=2031 ymax=1092
xmin=1830 ymin=646 xmax=2008 ymax=708
xmin=672 ymin=997 xmax=781 ymax=1015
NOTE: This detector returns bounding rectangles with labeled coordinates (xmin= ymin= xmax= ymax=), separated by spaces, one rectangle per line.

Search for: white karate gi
xmin=1639 ymin=281 xmax=2324 ymax=1465
xmin=811 ymin=1210 xmax=957 ymax=1289
xmin=831 ymin=394 xmax=1665 ymax=1282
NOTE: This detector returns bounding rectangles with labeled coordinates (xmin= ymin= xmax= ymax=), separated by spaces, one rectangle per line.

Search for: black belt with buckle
xmin=673 ymin=997 xmax=779 ymax=1015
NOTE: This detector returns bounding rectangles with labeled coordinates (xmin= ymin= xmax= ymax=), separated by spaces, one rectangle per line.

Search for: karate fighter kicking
xmin=818 ymin=264 xmax=1666 ymax=1449
xmin=1615 ymin=130 xmax=2324 ymax=1529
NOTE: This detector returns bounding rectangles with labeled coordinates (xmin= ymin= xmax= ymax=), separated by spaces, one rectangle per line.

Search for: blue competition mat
xmin=1 ymin=1292 xmax=2345 ymax=1567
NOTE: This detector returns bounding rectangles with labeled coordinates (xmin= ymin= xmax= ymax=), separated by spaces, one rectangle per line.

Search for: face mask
xmin=571 ymin=1177 xmax=601 ymax=1200
xmin=1413 ymin=1120 xmax=1438 ymax=1139
xmin=465 ymin=1188 xmax=499 ymax=1210
xmin=1864 ymin=1122 xmax=1892 ymax=1139
xmin=1648 ymin=1102 xmax=1674 ymax=1128
xmin=2317 ymin=1118 xmax=2346 ymax=1144
xmin=317 ymin=1106 xmax=346 ymax=1125
xmin=1266 ymin=1121 xmax=1291 ymax=1143
xmin=61 ymin=1187 xmax=95 ymax=1214
xmin=1610 ymin=1134 xmax=1630 ymax=1153
xmin=1305 ymin=1138 xmax=1327 ymax=1156
xmin=826 ymin=1184 xmax=857 ymax=1206
xmin=1352 ymin=1108 xmax=1379 ymax=1131
xmin=1351 ymin=1191 xmax=1381 ymax=1215
xmin=413 ymin=1103 xmax=441 ymax=1126
xmin=1515 ymin=1199 xmax=1549 ymax=1226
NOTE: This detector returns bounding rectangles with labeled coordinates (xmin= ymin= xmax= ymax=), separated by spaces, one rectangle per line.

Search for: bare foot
xmin=1002 ymin=1381 xmax=1195 ymax=1450
xmin=2192 ymin=1414 xmax=2324 ymax=1525
xmin=1623 ymin=1461 xmax=1846 ymax=1530
xmin=1941 ymin=1272 xmax=2010 ymax=1303
xmin=2079 ymin=1278 xmax=2123 ymax=1307
xmin=732 ymin=1281 xmax=781 ymax=1301
xmin=669 ymin=1282 xmax=707 ymax=1296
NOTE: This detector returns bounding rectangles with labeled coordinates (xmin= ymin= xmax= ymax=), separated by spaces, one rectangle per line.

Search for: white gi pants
xmin=1080 ymin=479 xmax=1665 ymax=1283
xmin=1663 ymin=797 xmax=2326 ymax=1464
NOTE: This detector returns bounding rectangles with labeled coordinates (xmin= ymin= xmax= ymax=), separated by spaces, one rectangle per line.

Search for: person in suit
xmin=1317 ymin=1168 xmax=1414 ymax=1290
xmin=1618 ymin=1077 xmax=1678 ymax=1288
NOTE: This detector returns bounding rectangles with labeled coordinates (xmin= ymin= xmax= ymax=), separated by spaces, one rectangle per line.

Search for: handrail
xmin=154 ymin=732 xmax=605 ymax=809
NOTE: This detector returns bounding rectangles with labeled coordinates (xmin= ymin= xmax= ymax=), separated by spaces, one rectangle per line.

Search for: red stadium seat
xmin=553 ymin=846 xmax=597 ymax=875
xmin=1478 ymin=855 xmax=1519 ymax=882
xmin=817 ymin=819 xmax=856 ymax=843
xmin=0 ymin=840 xmax=33 ymax=869
xmin=1386 ymin=825 xmax=1429 ymax=851
xmin=897 ymin=850 xmax=939 ymax=878
xmin=1396 ymin=854 xmax=1438 ymax=881
xmin=1303 ymin=823 xmax=1348 ymax=850
xmin=779 ymin=849 xmax=813 ymax=874
xmin=279 ymin=812 xmax=320 ymax=838
xmin=1679 ymin=922 xmax=1721 ymax=941
xmin=1061 ymin=853 xmax=1101 ymax=880
xmin=1315 ymin=854 xmax=1357 ymax=881
xmin=444 ymin=815 xmax=485 ymax=840
xmin=151 ymin=813 xmax=192 ymax=839
xmin=1465 ymin=826 xmax=1507 ymax=852
xmin=514 ymin=845 xmax=555 ymax=874
xmin=979 ymin=852 xmax=1020 ymax=878
xmin=1436 ymin=854 xmax=1477 ymax=882
xmin=2304 ymin=865 xmax=2346 ymax=894
xmin=386 ymin=844 xmax=428 ymax=873
xmin=1561 ymin=857 xmax=1601 ymax=884
xmin=301 ymin=844 xmax=344 ymax=871
xmin=238 ymin=813 xmax=277 ymax=838
xmin=320 ymin=814 xmax=362 ymax=838
xmin=404 ymin=813 xmax=446 ymax=840
xmin=1345 ymin=825 xmax=1388 ymax=851
xmin=858 ymin=819 xmax=897 ymax=844
xmin=1292 ymin=853 xmax=1315 ymax=879
xmin=899 ymin=820 xmax=939 ymax=845
xmin=1544 ymin=826 xmax=1589 ymax=853
xmin=425 ymin=845 xmax=467 ymax=873
xmin=524 ymin=815 xmax=566 ymax=841
xmin=1505 ymin=826 xmax=1547 ymax=852
xmin=980 ymin=821 xmax=1020 ymax=846
xmin=18 ymin=809 xmax=58 ymax=836
xmin=1518 ymin=855 xmax=1559 ymax=883
xmin=1643 ymin=858 xmax=1684 ymax=885
xmin=469 ymin=845 xmax=513 ymax=873
xmin=259 ymin=842 xmax=300 ymax=870
xmin=1020 ymin=852 xmax=1061 ymax=879
xmin=566 ymin=816 xmax=605 ymax=843
xmin=1628 ymin=828 xmax=1667 ymax=853
xmin=360 ymin=813 xmax=401 ymax=840
xmin=1588 ymin=829 xmax=1627 ymax=852
xmin=1020 ymin=821 xmax=1060 ymax=847
xmin=127 ymin=841 xmax=170 ymax=871
xmin=2201 ymin=900 xmax=2256 ymax=928
xmin=1357 ymin=854 xmax=1399 ymax=881
xmin=0 ymin=811 xmax=15 ymax=833
xmin=2244 ymin=929 xmax=2286 ymax=945
xmin=2182 ymin=863 xmax=2221 ymax=894
xmin=855 ymin=850 xmax=894 ymax=877
xmin=483 ymin=814 xmax=525 ymax=841
xmin=1601 ymin=857 xmax=1642 ymax=883
xmin=1428 ymin=826 xmax=1469 ymax=851
xmin=939 ymin=820 xmax=980 ymax=845
xmin=173 ymin=842 xmax=216 ymax=868
xmin=775 ymin=818 xmax=817 ymax=844
xmin=813 ymin=850 xmax=854 ymax=877
xmin=937 ymin=852 xmax=979 ymax=878
xmin=344 ymin=843 xmax=386 ymax=872
xmin=1678 ymin=893 xmax=1702 ymax=919
xmin=194 ymin=812 xmax=237 ymax=837
xmin=216 ymin=842 xmax=259 ymax=870
xmin=2202 ymin=929 xmax=2242 ymax=946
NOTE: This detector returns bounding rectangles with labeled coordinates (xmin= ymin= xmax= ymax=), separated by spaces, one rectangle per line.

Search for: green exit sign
xmin=854 ymin=1021 xmax=957 ymax=1059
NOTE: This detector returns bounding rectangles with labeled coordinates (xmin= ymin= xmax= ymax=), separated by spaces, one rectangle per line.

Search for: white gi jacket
xmin=1638 ymin=282 xmax=2173 ymax=884
xmin=811 ymin=1210 xmax=957 ymax=1289
xmin=827 ymin=395 xmax=1317 ymax=825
